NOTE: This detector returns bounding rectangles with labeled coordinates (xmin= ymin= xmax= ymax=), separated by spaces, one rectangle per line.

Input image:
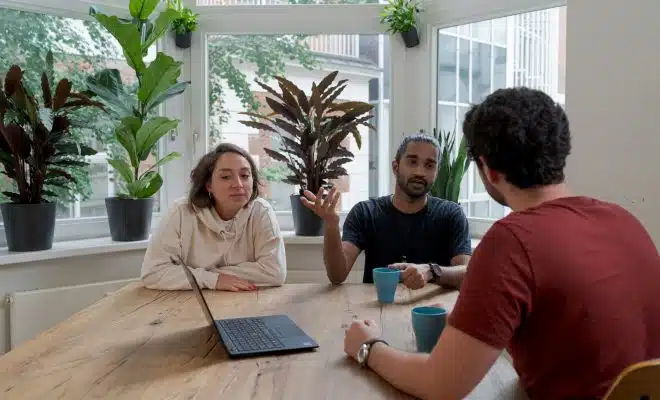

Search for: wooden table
xmin=0 ymin=283 xmax=527 ymax=399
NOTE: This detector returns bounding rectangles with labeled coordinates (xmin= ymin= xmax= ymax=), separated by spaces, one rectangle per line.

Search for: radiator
xmin=8 ymin=278 xmax=138 ymax=349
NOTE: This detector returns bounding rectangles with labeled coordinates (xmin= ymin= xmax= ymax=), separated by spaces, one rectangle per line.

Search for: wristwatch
xmin=429 ymin=263 xmax=443 ymax=280
xmin=357 ymin=338 xmax=389 ymax=368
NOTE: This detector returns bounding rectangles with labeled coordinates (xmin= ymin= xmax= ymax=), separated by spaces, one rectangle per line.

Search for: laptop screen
xmin=181 ymin=264 xmax=221 ymax=335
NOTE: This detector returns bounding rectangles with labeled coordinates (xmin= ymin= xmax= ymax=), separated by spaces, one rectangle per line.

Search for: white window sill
xmin=0 ymin=232 xmax=481 ymax=266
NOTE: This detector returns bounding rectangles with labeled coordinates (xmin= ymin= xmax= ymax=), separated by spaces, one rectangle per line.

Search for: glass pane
xmin=489 ymin=199 xmax=508 ymax=219
xmin=437 ymin=34 xmax=457 ymax=102
xmin=0 ymin=7 xmax=161 ymax=221
xmin=472 ymin=21 xmax=491 ymax=42
xmin=493 ymin=46 xmax=507 ymax=91
xmin=492 ymin=17 xmax=507 ymax=45
xmin=471 ymin=42 xmax=492 ymax=103
xmin=435 ymin=6 xmax=566 ymax=221
xmin=472 ymin=167 xmax=486 ymax=193
xmin=206 ymin=34 xmax=388 ymax=213
xmin=437 ymin=105 xmax=456 ymax=135
xmin=197 ymin=0 xmax=380 ymax=4
xmin=470 ymin=201 xmax=489 ymax=218
xmin=458 ymin=39 xmax=470 ymax=103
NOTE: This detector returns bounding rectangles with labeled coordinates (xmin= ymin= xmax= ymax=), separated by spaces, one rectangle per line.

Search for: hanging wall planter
xmin=175 ymin=31 xmax=192 ymax=49
xmin=380 ymin=0 xmax=422 ymax=49
xmin=400 ymin=26 xmax=420 ymax=48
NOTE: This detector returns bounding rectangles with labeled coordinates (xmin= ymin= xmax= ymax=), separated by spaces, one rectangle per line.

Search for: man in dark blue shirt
xmin=302 ymin=134 xmax=472 ymax=288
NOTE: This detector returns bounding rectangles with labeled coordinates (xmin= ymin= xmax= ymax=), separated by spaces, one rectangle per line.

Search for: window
xmin=436 ymin=6 xmax=566 ymax=220
xmin=202 ymin=33 xmax=389 ymax=221
xmin=0 ymin=7 xmax=162 ymax=243
xmin=196 ymin=0 xmax=381 ymax=5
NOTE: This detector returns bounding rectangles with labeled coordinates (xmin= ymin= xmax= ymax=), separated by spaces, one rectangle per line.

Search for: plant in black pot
xmin=168 ymin=0 xmax=199 ymax=49
xmin=87 ymin=0 xmax=190 ymax=242
xmin=380 ymin=0 xmax=422 ymax=48
xmin=0 ymin=59 xmax=101 ymax=251
xmin=239 ymin=71 xmax=375 ymax=236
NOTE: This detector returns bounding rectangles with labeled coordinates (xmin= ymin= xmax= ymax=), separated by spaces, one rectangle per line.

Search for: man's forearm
xmin=367 ymin=343 xmax=434 ymax=399
xmin=323 ymin=223 xmax=349 ymax=284
xmin=435 ymin=265 xmax=467 ymax=288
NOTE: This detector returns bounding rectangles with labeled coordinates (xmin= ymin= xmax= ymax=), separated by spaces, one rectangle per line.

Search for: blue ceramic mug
xmin=411 ymin=306 xmax=447 ymax=353
xmin=372 ymin=267 xmax=400 ymax=304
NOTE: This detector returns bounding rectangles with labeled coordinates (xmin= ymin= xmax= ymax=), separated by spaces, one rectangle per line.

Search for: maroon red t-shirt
xmin=448 ymin=196 xmax=660 ymax=400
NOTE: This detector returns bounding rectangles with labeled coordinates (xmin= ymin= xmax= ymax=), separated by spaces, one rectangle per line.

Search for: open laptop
xmin=181 ymin=264 xmax=319 ymax=358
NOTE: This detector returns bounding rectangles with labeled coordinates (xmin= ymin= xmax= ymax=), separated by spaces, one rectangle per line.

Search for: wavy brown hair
xmin=188 ymin=143 xmax=261 ymax=210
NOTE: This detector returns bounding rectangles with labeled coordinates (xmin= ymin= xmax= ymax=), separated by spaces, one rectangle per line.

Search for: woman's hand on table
xmin=215 ymin=274 xmax=257 ymax=291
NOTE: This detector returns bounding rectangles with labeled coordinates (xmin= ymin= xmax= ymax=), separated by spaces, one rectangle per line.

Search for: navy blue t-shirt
xmin=342 ymin=196 xmax=472 ymax=283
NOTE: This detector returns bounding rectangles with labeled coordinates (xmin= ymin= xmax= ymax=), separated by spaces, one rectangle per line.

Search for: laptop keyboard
xmin=219 ymin=318 xmax=286 ymax=352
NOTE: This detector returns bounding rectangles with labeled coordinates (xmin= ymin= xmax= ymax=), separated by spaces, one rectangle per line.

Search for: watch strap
xmin=359 ymin=338 xmax=389 ymax=368
xmin=429 ymin=263 xmax=443 ymax=278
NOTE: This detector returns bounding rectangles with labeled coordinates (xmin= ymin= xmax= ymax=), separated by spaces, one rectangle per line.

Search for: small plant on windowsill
xmin=380 ymin=0 xmax=422 ymax=48
xmin=426 ymin=128 xmax=470 ymax=203
xmin=168 ymin=0 xmax=199 ymax=49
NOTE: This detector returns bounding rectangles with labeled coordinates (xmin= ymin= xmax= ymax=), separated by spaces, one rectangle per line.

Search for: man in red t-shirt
xmin=342 ymin=87 xmax=660 ymax=399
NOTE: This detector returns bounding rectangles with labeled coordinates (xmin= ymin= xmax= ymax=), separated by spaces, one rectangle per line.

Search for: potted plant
xmin=168 ymin=0 xmax=199 ymax=49
xmin=87 ymin=0 xmax=190 ymax=241
xmin=380 ymin=0 xmax=422 ymax=48
xmin=239 ymin=71 xmax=374 ymax=236
xmin=0 ymin=57 xmax=102 ymax=251
xmin=428 ymin=128 xmax=470 ymax=202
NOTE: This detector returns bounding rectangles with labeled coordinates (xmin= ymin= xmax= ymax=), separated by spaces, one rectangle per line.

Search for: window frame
xmin=426 ymin=0 xmax=567 ymax=235
xmin=0 ymin=0 xmax=567 ymax=244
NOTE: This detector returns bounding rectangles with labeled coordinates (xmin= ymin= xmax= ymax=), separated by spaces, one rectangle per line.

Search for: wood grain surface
xmin=0 ymin=283 xmax=528 ymax=399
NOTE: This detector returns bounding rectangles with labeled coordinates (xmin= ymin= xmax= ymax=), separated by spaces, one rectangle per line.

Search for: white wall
xmin=0 ymin=244 xmax=364 ymax=355
xmin=565 ymin=0 xmax=660 ymax=247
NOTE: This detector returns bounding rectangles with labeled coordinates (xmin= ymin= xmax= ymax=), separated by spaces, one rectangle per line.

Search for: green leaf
xmin=137 ymin=52 xmax=183 ymax=108
xmin=129 ymin=0 xmax=161 ymax=20
xmin=143 ymin=9 xmax=180 ymax=52
xmin=135 ymin=117 xmax=179 ymax=161
xmin=108 ymin=158 xmax=135 ymax=185
xmin=115 ymin=119 xmax=140 ymax=169
xmin=86 ymin=69 xmax=134 ymax=117
xmin=140 ymin=151 xmax=180 ymax=176
xmin=128 ymin=171 xmax=162 ymax=198
xmin=144 ymin=81 xmax=189 ymax=114
xmin=93 ymin=14 xmax=146 ymax=73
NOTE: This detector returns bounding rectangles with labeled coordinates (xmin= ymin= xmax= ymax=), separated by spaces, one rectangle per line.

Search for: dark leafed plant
xmin=0 ymin=58 xmax=101 ymax=204
xmin=429 ymin=128 xmax=470 ymax=203
xmin=238 ymin=71 xmax=375 ymax=194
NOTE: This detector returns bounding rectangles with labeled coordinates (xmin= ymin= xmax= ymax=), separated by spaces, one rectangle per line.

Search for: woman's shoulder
xmin=164 ymin=197 xmax=198 ymax=219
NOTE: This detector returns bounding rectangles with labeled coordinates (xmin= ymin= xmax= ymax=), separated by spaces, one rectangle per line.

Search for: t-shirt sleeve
xmin=448 ymin=221 xmax=534 ymax=349
xmin=448 ymin=204 xmax=473 ymax=257
xmin=342 ymin=203 xmax=367 ymax=249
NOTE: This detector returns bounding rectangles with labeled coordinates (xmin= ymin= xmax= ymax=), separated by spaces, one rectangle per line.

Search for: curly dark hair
xmin=188 ymin=143 xmax=261 ymax=210
xmin=462 ymin=87 xmax=571 ymax=189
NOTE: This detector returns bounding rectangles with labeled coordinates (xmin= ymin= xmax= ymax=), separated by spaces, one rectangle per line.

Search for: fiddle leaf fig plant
xmin=87 ymin=0 xmax=189 ymax=199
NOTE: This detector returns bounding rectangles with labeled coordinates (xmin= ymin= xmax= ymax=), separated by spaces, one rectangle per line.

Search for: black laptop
xmin=181 ymin=264 xmax=319 ymax=358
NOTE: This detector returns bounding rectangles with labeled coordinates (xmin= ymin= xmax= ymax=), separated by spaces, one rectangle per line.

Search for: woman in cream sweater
xmin=141 ymin=143 xmax=286 ymax=291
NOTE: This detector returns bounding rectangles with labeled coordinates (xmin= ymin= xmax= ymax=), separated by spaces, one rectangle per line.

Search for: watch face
xmin=357 ymin=343 xmax=369 ymax=364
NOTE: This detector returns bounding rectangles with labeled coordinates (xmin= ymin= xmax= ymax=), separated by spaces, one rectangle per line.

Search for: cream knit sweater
xmin=141 ymin=197 xmax=287 ymax=290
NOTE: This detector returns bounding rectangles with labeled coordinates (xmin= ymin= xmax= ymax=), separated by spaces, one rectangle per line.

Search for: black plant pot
xmin=401 ymin=27 xmax=420 ymax=48
xmin=175 ymin=31 xmax=192 ymax=49
xmin=290 ymin=194 xmax=324 ymax=236
xmin=106 ymin=197 xmax=154 ymax=242
xmin=1 ymin=202 xmax=56 ymax=252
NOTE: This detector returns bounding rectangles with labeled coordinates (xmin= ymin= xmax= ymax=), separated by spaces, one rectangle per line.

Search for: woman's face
xmin=206 ymin=152 xmax=253 ymax=217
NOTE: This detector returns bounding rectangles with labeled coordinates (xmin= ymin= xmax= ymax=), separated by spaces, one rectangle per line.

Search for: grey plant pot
xmin=401 ymin=27 xmax=420 ymax=48
xmin=105 ymin=197 xmax=154 ymax=242
xmin=1 ymin=202 xmax=56 ymax=252
xmin=175 ymin=31 xmax=192 ymax=49
xmin=290 ymin=194 xmax=324 ymax=236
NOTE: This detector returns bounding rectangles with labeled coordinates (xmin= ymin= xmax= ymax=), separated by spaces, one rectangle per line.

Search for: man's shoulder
xmin=349 ymin=196 xmax=391 ymax=215
xmin=426 ymin=197 xmax=466 ymax=219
